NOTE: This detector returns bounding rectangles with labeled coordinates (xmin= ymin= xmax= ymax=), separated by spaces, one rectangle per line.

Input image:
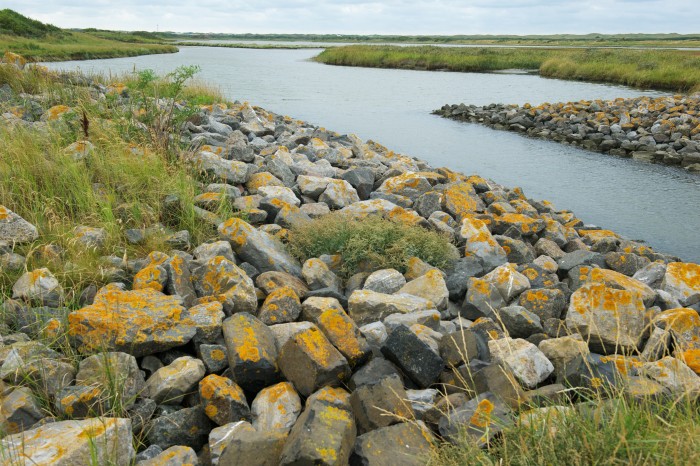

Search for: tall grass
xmin=315 ymin=46 xmax=700 ymax=92
xmin=0 ymin=64 xmax=226 ymax=303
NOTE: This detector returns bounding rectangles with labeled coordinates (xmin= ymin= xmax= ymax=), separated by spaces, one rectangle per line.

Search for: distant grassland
xmin=176 ymin=41 xmax=323 ymax=50
xmin=315 ymin=45 xmax=700 ymax=92
xmin=0 ymin=31 xmax=177 ymax=61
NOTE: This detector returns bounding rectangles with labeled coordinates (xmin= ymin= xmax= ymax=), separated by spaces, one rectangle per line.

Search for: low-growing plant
xmin=287 ymin=213 xmax=458 ymax=277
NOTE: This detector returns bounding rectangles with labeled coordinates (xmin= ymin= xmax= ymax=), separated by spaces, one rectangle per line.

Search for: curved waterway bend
xmin=46 ymin=47 xmax=700 ymax=262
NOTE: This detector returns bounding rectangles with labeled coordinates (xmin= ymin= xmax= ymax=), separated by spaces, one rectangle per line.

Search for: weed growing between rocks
xmin=287 ymin=212 xmax=459 ymax=278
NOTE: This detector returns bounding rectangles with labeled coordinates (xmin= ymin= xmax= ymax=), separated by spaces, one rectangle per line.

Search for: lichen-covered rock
xmin=68 ymin=287 xmax=196 ymax=357
xmin=302 ymin=258 xmax=342 ymax=292
xmin=297 ymin=175 xmax=334 ymax=199
xmin=495 ymin=305 xmax=543 ymax=338
xmin=459 ymin=217 xmax=508 ymax=272
xmin=258 ymin=285 xmax=302 ymax=325
xmin=311 ymin=307 xmax=373 ymax=367
xmin=439 ymin=329 xmax=479 ymax=367
xmin=318 ymin=179 xmax=360 ymax=209
xmin=639 ymin=356 xmax=700 ymax=395
xmin=200 ymin=374 xmax=250 ymax=426
xmin=251 ymin=381 xmax=301 ymax=432
xmin=377 ymin=172 xmax=432 ymax=199
xmin=0 ymin=417 xmax=134 ymax=466
xmin=256 ymin=270 xmax=309 ymax=298
xmin=278 ymin=326 xmax=351 ymax=397
xmin=353 ymin=421 xmax=434 ymax=466
xmin=145 ymin=406 xmax=212 ymax=451
xmin=73 ymin=225 xmax=106 ymax=249
xmin=565 ymin=283 xmax=647 ymax=353
xmin=653 ymin=308 xmax=700 ymax=352
xmin=438 ymin=392 xmax=511 ymax=447
xmin=145 ymin=356 xmax=205 ymax=404
xmin=0 ymin=341 xmax=75 ymax=397
xmin=492 ymin=213 xmax=545 ymax=236
xmin=0 ymin=387 xmax=44 ymax=434
xmin=55 ymin=385 xmax=107 ymax=418
xmin=76 ymin=352 xmax=144 ymax=410
xmin=348 ymin=290 xmax=434 ymax=326
xmin=538 ymin=334 xmax=590 ymax=383
xmin=132 ymin=264 xmax=168 ymax=292
xmin=192 ymin=255 xmax=257 ymax=314
xmin=12 ymin=268 xmax=63 ymax=307
xmin=208 ymin=421 xmax=254 ymax=465
xmin=350 ymin=373 xmax=413 ymax=434
xmin=192 ymin=150 xmax=253 ymax=184
xmin=0 ymin=205 xmax=38 ymax=244
xmin=279 ymin=387 xmax=356 ymax=465
xmin=398 ymin=269 xmax=449 ymax=310
xmin=137 ymin=446 xmax=198 ymax=466
xmin=218 ymin=217 xmax=302 ymax=277
xmin=488 ymin=337 xmax=554 ymax=389
xmin=222 ymin=312 xmax=279 ymax=393
xmin=363 ymin=269 xmax=406 ymax=294
xmin=164 ymin=255 xmax=197 ymax=308
xmin=218 ymin=427 xmax=288 ymax=466
xmin=518 ymin=288 xmax=567 ymax=321
xmin=443 ymin=182 xmax=483 ymax=222
xmin=661 ymin=262 xmax=700 ymax=307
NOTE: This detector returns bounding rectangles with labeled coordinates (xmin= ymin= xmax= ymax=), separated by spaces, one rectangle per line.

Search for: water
xmin=44 ymin=47 xmax=700 ymax=262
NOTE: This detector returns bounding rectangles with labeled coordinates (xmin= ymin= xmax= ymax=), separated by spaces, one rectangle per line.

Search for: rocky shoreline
xmin=435 ymin=96 xmax=700 ymax=172
xmin=1 ymin=66 xmax=700 ymax=465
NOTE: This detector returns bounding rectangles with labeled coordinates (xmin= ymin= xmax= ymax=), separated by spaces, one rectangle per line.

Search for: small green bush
xmin=287 ymin=213 xmax=458 ymax=277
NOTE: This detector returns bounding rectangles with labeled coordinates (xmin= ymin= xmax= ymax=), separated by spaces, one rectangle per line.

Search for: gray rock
xmin=12 ymin=268 xmax=63 ymax=307
xmin=251 ymin=381 xmax=301 ymax=432
xmin=438 ymin=392 xmax=511 ymax=447
xmin=76 ymin=352 xmax=145 ymax=410
xmin=0 ymin=205 xmax=38 ymax=244
xmin=363 ymin=269 xmax=406 ymax=294
xmin=353 ymin=421 xmax=434 ymax=466
xmin=0 ymin=387 xmax=45 ymax=434
xmin=146 ymin=406 xmax=212 ymax=451
xmin=200 ymin=374 xmax=250 ymax=426
xmin=488 ymin=337 xmax=554 ymax=389
xmin=348 ymin=290 xmax=434 ymax=326
xmin=381 ymin=325 xmax=444 ymax=388
xmin=145 ymin=356 xmax=206 ymax=404
xmin=495 ymin=305 xmax=543 ymax=338
xmin=350 ymin=374 xmax=413 ymax=434
xmin=137 ymin=446 xmax=198 ymax=466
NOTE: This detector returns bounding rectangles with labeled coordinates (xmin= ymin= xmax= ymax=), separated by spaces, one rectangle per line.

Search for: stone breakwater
xmin=435 ymin=95 xmax=700 ymax=172
xmin=2 ymin=83 xmax=700 ymax=465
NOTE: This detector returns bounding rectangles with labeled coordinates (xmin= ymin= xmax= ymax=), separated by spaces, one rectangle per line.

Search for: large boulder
xmin=661 ymin=262 xmax=700 ymax=307
xmin=68 ymin=286 xmax=196 ymax=357
xmin=348 ymin=290 xmax=434 ymax=326
xmin=219 ymin=217 xmax=302 ymax=277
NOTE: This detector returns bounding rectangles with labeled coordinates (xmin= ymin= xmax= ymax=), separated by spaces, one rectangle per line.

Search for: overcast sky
xmin=6 ymin=1 xmax=699 ymax=35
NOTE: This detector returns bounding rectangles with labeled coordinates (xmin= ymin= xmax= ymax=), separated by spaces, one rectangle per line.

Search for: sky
xmin=5 ymin=1 xmax=700 ymax=35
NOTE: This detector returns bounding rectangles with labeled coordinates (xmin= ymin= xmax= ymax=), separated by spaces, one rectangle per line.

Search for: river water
xmin=44 ymin=47 xmax=700 ymax=262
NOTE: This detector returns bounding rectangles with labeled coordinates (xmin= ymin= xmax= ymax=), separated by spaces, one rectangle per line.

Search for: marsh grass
xmin=287 ymin=212 xmax=458 ymax=277
xmin=315 ymin=46 xmax=700 ymax=92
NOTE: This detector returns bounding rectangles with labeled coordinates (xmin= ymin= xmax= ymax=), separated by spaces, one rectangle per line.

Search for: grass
xmin=0 ymin=9 xmax=176 ymax=61
xmin=177 ymin=41 xmax=325 ymax=50
xmin=0 ymin=63 xmax=229 ymax=306
xmin=315 ymin=45 xmax=700 ymax=93
xmin=286 ymin=212 xmax=458 ymax=278
xmin=430 ymin=394 xmax=700 ymax=465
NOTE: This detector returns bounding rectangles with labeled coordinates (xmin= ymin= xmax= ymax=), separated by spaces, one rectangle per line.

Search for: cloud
xmin=4 ymin=1 xmax=699 ymax=34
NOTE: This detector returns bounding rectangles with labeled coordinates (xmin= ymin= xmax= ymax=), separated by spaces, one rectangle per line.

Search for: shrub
xmin=287 ymin=213 xmax=458 ymax=277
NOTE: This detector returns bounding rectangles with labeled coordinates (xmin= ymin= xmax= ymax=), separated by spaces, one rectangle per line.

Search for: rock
xmin=359 ymin=321 xmax=388 ymax=348
xmin=55 ymin=384 xmax=108 ymax=418
xmin=459 ymin=217 xmax=508 ymax=272
xmin=398 ymin=269 xmax=449 ymax=310
xmin=198 ymin=375 xmax=249 ymax=427
xmin=192 ymin=256 xmax=257 ymax=314
xmin=192 ymin=150 xmax=252 ymax=184
xmin=218 ymin=426 xmax=287 ymax=466
xmin=488 ymin=337 xmax=554 ymax=389
xmin=188 ymin=301 xmax=226 ymax=343
xmin=0 ymin=417 xmax=134 ymax=466
xmin=145 ymin=356 xmax=206 ymax=404
xmin=557 ymin=250 xmax=605 ymax=272
xmin=312 ymin=307 xmax=373 ymax=367
xmin=438 ymin=392 xmax=511 ymax=447
xmin=342 ymin=167 xmax=375 ymax=200
xmin=208 ymin=421 xmax=254 ymax=465
xmin=363 ymin=269 xmax=406 ymax=294
xmin=348 ymin=290 xmax=433 ymax=326
xmin=439 ymin=329 xmax=479 ymax=367
xmin=583 ymin=268 xmax=656 ymax=306
xmin=219 ymin=217 xmax=301 ymax=277
xmin=12 ymin=268 xmax=63 ymax=307
xmin=137 ymin=446 xmax=198 ymax=466
xmin=256 ymin=271 xmax=309 ymax=298
xmin=383 ymin=309 xmax=441 ymax=332
xmin=133 ymin=264 xmax=168 ymax=292
xmin=518 ymin=288 xmax=567 ymax=321
xmin=302 ymin=258 xmax=342 ymax=292
xmin=199 ymin=344 xmax=229 ymax=373
xmin=0 ymin=341 xmax=76 ymax=397
xmin=381 ymin=325 xmax=444 ymax=388
xmin=74 ymin=226 xmax=107 ymax=249
xmin=350 ymin=373 xmax=413 ymax=434
xmin=653 ymin=308 xmax=700 ymax=352
xmin=0 ymin=387 xmax=44 ymax=434
xmin=146 ymin=406 xmax=212 ymax=451
xmin=353 ymin=422 xmax=434 ymax=466
xmin=661 ymin=262 xmax=700 ymax=306
xmin=0 ymin=205 xmax=38 ymax=244
xmin=639 ymin=356 xmax=700 ymax=395
xmin=222 ymin=312 xmax=279 ymax=393
xmin=632 ymin=261 xmax=667 ymax=287
xmin=258 ymin=286 xmax=301 ymax=325
xmin=319 ymin=179 xmax=360 ymax=209
xmin=279 ymin=387 xmax=356 ymax=465
xmin=565 ymin=283 xmax=647 ymax=353
xmin=193 ymin=240 xmax=236 ymax=263
xmin=251 ymin=381 xmax=301 ymax=432
xmin=495 ymin=305 xmax=543 ymax=338
xmin=538 ymin=335 xmax=590 ymax=383
xmin=445 ymin=256 xmax=484 ymax=300
xmin=443 ymin=182 xmax=484 ymax=222
xmin=454 ymin=362 xmax=525 ymax=408
xmin=68 ymin=287 xmax=196 ymax=357
xmin=278 ymin=326 xmax=351 ymax=396
xmin=76 ymin=352 xmax=145 ymax=410
xmin=164 ymin=255 xmax=197 ymax=308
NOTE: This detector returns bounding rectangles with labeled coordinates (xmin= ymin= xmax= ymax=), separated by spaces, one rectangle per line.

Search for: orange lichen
xmin=469 ymin=399 xmax=495 ymax=428
xmin=654 ymin=308 xmax=700 ymax=333
xmin=237 ymin=327 xmax=262 ymax=363
xmin=319 ymin=309 xmax=364 ymax=361
xmin=296 ymin=328 xmax=334 ymax=366
xmin=680 ymin=349 xmax=700 ymax=374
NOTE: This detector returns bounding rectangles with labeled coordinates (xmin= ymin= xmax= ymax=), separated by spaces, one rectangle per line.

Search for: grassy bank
xmin=177 ymin=41 xmax=324 ymax=50
xmin=315 ymin=45 xmax=700 ymax=92
xmin=0 ymin=9 xmax=177 ymax=61
xmin=0 ymin=62 xmax=227 ymax=303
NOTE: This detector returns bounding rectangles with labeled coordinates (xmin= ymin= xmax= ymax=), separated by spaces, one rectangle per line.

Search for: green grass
xmin=430 ymin=394 xmax=700 ymax=465
xmin=286 ymin=212 xmax=458 ymax=277
xmin=177 ymin=41 xmax=327 ymax=50
xmin=315 ymin=46 xmax=700 ymax=92
xmin=0 ymin=9 xmax=62 ymax=38
xmin=0 ymin=63 xmax=227 ymax=304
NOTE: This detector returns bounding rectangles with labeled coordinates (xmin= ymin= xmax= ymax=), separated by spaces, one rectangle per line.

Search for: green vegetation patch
xmin=316 ymin=45 xmax=700 ymax=92
xmin=0 ymin=9 xmax=62 ymax=38
xmin=287 ymin=212 xmax=458 ymax=277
